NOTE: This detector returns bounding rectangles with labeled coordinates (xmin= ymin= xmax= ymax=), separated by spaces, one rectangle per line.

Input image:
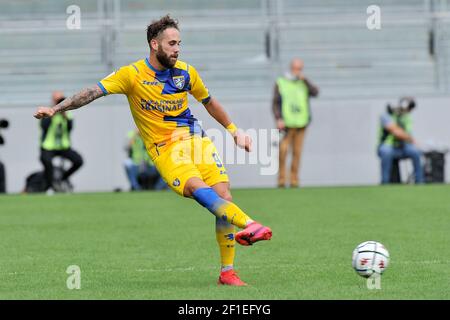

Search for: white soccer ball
xmin=352 ymin=241 xmax=390 ymax=278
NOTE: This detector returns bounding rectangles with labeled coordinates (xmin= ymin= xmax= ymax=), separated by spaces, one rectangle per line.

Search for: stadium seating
xmin=0 ymin=0 xmax=449 ymax=106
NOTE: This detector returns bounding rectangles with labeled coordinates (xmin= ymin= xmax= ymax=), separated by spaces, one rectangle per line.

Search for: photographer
xmin=39 ymin=91 xmax=83 ymax=192
xmin=0 ymin=118 xmax=8 ymax=193
xmin=378 ymin=97 xmax=424 ymax=184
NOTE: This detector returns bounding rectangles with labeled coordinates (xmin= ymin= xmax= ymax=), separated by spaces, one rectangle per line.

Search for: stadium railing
xmin=0 ymin=0 xmax=449 ymax=107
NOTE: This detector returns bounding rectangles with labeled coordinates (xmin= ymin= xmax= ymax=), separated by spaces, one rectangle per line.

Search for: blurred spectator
xmin=378 ymin=97 xmax=424 ymax=184
xmin=0 ymin=161 xmax=5 ymax=193
xmin=272 ymin=58 xmax=319 ymax=188
xmin=40 ymin=91 xmax=83 ymax=192
xmin=124 ymin=129 xmax=167 ymax=191
xmin=0 ymin=118 xmax=8 ymax=193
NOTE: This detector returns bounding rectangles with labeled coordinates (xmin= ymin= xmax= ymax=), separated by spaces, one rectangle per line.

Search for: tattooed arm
xmin=34 ymin=85 xmax=104 ymax=119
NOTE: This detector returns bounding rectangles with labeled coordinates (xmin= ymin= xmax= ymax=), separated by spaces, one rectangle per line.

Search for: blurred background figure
xmin=273 ymin=58 xmax=319 ymax=188
xmin=378 ymin=97 xmax=424 ymax=184
xmin=2 ymin=0 xmax=450 ymax=192
xmin=124 ymin=129 xmax=167 ymax=191
xmin=0 ymin=118 xmax=9 ymax=193
xmin=39 ymin=91 xmax=83 ymax=192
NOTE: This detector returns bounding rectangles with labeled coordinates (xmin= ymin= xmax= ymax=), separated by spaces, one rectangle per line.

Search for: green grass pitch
xmin=1 ymin=185 xmax=449 ymax=299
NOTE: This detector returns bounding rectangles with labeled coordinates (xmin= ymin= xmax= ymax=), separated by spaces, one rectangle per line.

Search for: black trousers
xmin=40 ymin=148 xmax=83 ymax=189
xmin=0 ymin=160 xmax=5 ymax=193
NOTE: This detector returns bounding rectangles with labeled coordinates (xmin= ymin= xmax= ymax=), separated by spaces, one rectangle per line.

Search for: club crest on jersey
xmin=172 ymin=76 xmax=185 ymax=90
xmin=173 ymin=178 xmax=181 ymax=187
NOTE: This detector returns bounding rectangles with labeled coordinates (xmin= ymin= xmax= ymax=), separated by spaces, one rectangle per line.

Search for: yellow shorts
xmin=148 ymin=136 xmax=229 ymax=195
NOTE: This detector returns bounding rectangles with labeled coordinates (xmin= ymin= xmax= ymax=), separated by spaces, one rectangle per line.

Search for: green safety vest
xmin=277 ymin=77 xmax=310 ymax=128
xmin=379 ymin=113 xmax=412 ymax=147
xmin=41 ymin=113 xmax=72 ymax=150
xmin=128 ymin=130 xmax=153 ymax=166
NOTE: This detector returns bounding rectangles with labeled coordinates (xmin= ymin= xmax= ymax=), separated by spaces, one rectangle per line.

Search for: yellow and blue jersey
xmin=98 ymin=58 xmax=211 ymax=149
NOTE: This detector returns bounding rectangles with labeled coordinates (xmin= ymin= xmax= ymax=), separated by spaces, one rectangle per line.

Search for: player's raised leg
xmin=184 ymin=177 xmax=272 ymax=246
xmin=185 ymin=177 xmax=250 ymax=228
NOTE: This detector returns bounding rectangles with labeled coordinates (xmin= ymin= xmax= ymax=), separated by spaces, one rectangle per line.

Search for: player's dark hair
xmin=146 ymin=15 xmax=179 ymax=45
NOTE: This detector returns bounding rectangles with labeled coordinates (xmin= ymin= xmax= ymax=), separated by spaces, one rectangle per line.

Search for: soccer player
xmin=34 ymin=15 xmax=272 ymax=286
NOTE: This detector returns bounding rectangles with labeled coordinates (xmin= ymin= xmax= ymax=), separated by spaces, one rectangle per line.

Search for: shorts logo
xmin=173 ymin=178 xmax=180 ymax=187
xmin=173 ymin=76 xmax=185 ymax=90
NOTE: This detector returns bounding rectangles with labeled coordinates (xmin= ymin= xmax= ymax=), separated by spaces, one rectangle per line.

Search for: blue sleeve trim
xmin=202 ymin=96 xmax=211 ymax=105
xmin=97 ymin=81 xmax=108 ymax=95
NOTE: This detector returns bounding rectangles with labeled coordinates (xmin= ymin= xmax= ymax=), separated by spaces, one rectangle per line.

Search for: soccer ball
xmin=352 ymin=241 xmax=390 ymax=278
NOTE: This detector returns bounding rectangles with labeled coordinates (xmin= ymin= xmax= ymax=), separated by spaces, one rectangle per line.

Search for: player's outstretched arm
xmin=34 ymin=85 xmax=104 ymax=119
xmin=204 ymin=97 xmax=252 ymax=152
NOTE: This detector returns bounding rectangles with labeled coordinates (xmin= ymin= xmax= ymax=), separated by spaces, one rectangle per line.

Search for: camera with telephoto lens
xmin=387 ymin=97 xmax=416 ymax=116
xmin=385 ymin=97 xmax=416 ymax=149
xmin=0 ymin=118 xmax=9 ymax=145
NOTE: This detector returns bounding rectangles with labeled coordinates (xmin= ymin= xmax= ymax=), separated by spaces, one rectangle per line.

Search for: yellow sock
xmin=192 ymin=187 xmax=253 ymax=229
xmin=216 ymin=218 xmax=235 ymax=270
xmin=216 ymin=201 xmax=253 ymax=229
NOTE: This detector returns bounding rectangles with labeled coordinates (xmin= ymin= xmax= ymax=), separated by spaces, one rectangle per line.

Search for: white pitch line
xmin=1 ymin=260 xmax=448 ymax=276
xmin=134 ymin=260 xmax=450 ymax=273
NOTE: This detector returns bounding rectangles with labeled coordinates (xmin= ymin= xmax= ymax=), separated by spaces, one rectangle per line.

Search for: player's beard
xmin=156 ymin=47 xmax=177 ymax=69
